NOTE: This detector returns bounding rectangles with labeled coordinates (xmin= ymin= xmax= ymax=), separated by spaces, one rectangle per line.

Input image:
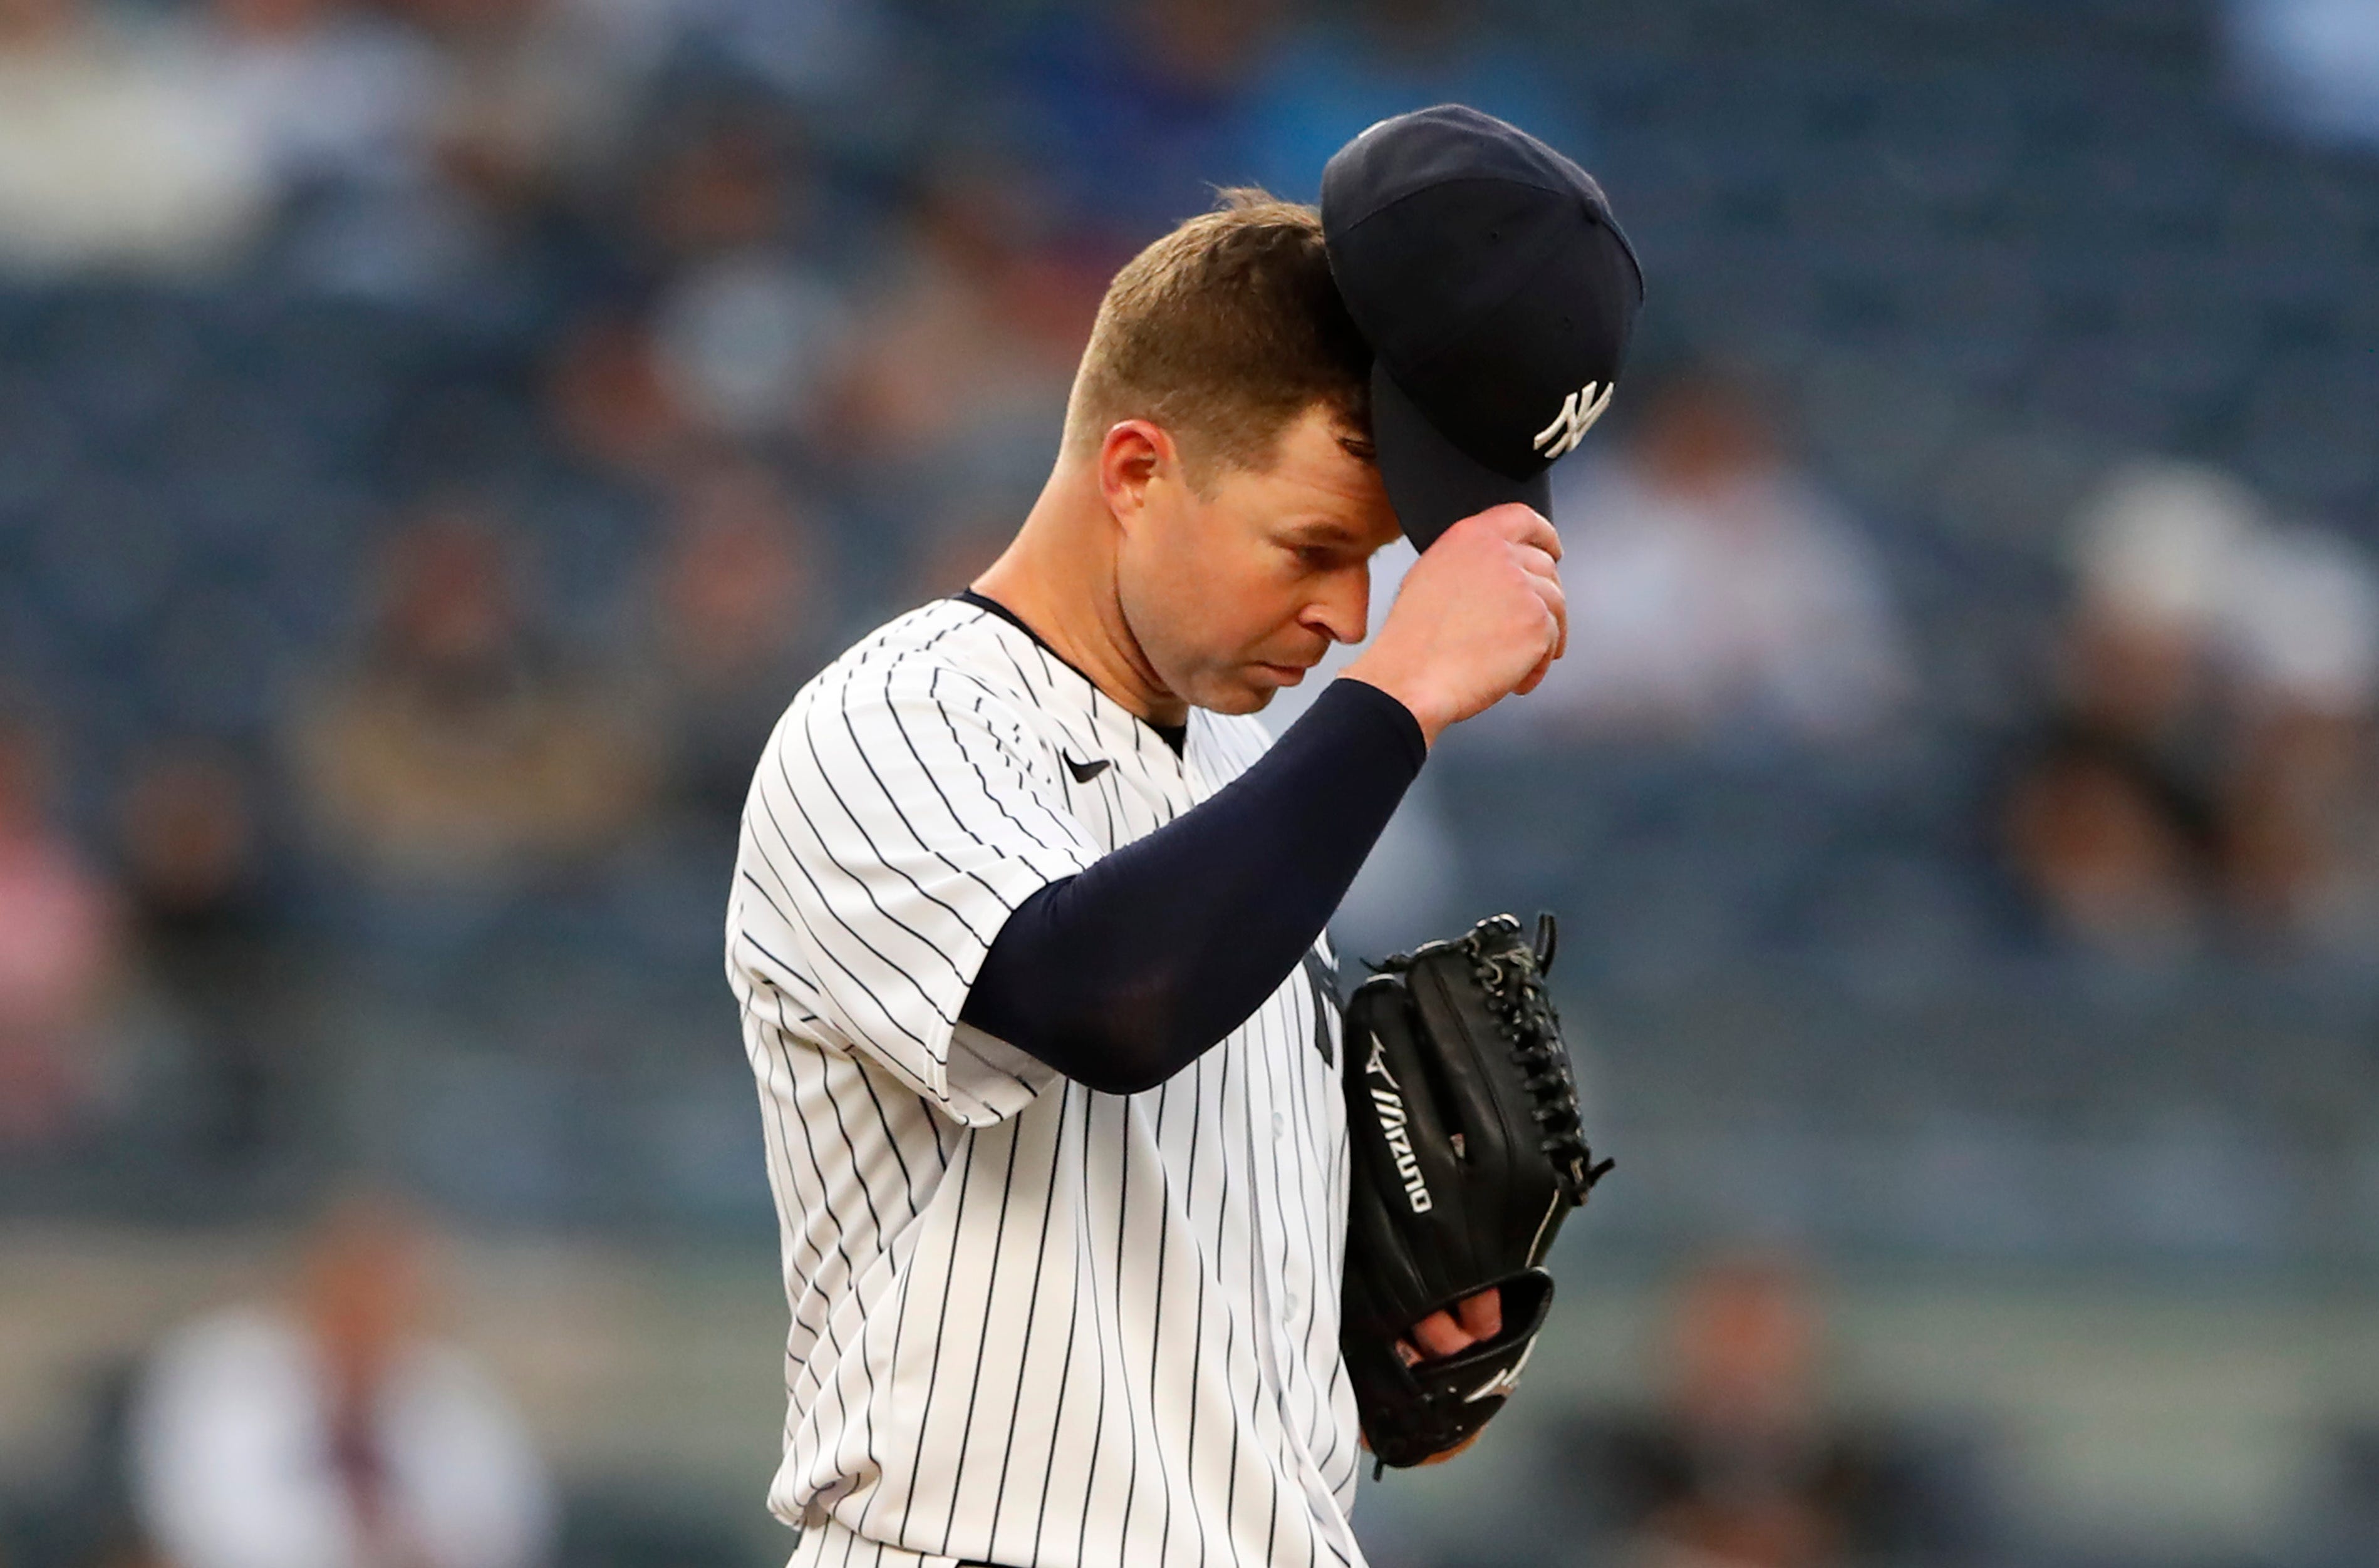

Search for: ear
xmin=1097 ymin=420 xmax=1179 ymax=535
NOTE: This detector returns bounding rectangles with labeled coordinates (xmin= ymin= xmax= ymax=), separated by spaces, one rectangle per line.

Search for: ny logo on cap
xmin=1532 ymin=381 xmax=1615 ymax=460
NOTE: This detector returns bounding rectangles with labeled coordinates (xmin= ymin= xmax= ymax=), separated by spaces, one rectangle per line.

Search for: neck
xmin=971 ymin=458 xmax=1189 ymax=728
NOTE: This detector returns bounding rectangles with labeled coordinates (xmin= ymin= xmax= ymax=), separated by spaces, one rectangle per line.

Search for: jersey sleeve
xmin=730 ymin=654 xmax=1101 ymax=1124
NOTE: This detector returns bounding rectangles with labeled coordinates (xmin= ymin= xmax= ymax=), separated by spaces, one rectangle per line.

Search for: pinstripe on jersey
xmin=727 ymin=597 xmax=1364 ymax=1568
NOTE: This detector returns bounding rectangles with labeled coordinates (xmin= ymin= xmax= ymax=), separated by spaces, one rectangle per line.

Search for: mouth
xmin=1257 ymin=661 xmax=1313 ymax=686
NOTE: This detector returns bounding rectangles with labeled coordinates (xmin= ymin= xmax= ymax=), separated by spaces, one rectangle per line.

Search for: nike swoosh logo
xmin=1464 ymin=1339 xmax=1536 ymax=1403
xmin=1064 ymin=753 xmax=1112 ymax=783
xmin=1465 ymin=1368 xmax=1519 ymax=1403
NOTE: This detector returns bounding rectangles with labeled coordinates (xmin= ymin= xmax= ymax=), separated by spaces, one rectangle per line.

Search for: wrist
xmin=1337 ymin=661 xmax=1446 ymax=748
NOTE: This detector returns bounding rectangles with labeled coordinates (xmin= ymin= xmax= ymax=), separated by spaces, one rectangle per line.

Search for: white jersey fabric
xmin=727 ymin=595 xmax=1362 ymax=1568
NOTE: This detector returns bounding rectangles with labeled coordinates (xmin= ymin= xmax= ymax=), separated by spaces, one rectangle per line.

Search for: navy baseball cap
xmin=1321 ymin=106 xmax=1644 ymax=549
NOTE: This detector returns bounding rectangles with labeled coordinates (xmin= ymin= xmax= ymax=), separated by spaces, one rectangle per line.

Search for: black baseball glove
xmin=1338 ymin=912 xmax=1612 ymax=1472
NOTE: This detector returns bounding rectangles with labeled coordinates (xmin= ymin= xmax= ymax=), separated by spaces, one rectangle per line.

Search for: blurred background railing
xmin=2 ymin=1 xmax=2377 ymax=1566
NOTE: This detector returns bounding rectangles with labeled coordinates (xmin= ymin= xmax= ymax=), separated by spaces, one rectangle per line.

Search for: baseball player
xmin=727 ymin=107 xmax=1641 ymax=1568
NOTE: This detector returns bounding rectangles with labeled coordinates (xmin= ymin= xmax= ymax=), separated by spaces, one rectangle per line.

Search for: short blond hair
xmin=1064 ymin=190 xmax=1373 ymax=487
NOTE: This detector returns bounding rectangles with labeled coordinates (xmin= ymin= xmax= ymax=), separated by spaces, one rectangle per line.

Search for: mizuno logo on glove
xmin=1366 ymin=1032 xmax=1433 ymax=1213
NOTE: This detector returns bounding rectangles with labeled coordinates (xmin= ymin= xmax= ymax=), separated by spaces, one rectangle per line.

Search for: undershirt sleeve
xmin=957 ymin=676 xmax=1428 ymax=1094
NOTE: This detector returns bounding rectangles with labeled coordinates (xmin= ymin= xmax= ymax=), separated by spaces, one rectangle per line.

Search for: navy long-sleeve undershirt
xmin=957 ymin=675 xmax=1428 ymax=1095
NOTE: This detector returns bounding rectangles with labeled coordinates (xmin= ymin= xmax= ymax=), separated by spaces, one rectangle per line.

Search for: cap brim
xmin=1370 ymin=359 xmax=1551 ymax=551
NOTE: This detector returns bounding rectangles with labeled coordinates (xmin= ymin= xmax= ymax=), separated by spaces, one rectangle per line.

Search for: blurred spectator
xmin=546 ymin=309 xmax=698 ymax=480
xmin=2003 ymin=465 xmax=2241 ymax=961
xmin=0 ymin=0 xmax=271 ymax=275
xmin=2004 ymin=735 xmax=2211 ymax=962
xmin=537 ymin=97 xmax=840 ymax=478
xmin=117 ymin=744 xmax=288 ymax=1169
xmin=2227 ymin=0 xmax=2379 ymax=150
xmin=641 ymin=455 xmax=832 ymax=836
xmin=244 ymin=0 xmax=652 ymax=298
xmin=200 ymin=0 xmax=440 ymax=197
xmin=193 ymin=0 xmax=472 ymax=300
xmin=1516 ymin=371 xmax=1912 ymax=747
xmin=2199 ymin=503 xmax=2379 ymax=951
xmin=1247 ymin=0 xmax=1592 ymax=201
xmin=2003 ymin=462 xmax=2379 ymax=959
xmin=636 ymin=103 xmax=854 ymax=445
xmin=291 ymin=508 xmax=660 ymax=895
xmin=0 ymin=714 xmax=119 ymax=1149
xmin=388 ymin=0 xmax=640 ymax=209
xmin=1552 ymin=1255 xmax=1989 ymax=1568
xmin=828 ymin=153 xmax=1099 ymax=524
xmin=128 ymin=1191 xmax=555 ymax=1568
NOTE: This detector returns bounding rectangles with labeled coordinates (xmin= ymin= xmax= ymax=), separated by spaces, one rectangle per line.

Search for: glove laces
xmin=1463 ymin=914 xmax=1613 ymax=1207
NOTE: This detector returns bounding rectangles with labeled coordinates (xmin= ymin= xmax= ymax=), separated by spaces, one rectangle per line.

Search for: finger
xmin=1513 ymin=542 xmax=1560 ymax=582
xmin=1513 ymin=618 xmax=1570 ymax=694
xmin=1511 ymin=612 xmax=1561 ymax=695
xmin=1475 ymin=503 xmax=1559 ymax=560
xmin=1408 ymin=1308 xmax=1472 ymax=1359
xmin=1530 ymin=572 xmax=1567 ymax=661
xmin=1419 ymin=1428 xmax=1488 ymax=1466
xmin=1516 ymin=506 xmax=1560 ymax=561
xmin=1478 ymin=503 xmax=1560 ymax=560
xmin=1456 ymin=1288 xmax=1503 ymax=1342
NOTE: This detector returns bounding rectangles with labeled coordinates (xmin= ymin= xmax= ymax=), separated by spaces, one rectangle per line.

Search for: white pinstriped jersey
xmin=726 ymin=596 xmax=1363 ymax=1568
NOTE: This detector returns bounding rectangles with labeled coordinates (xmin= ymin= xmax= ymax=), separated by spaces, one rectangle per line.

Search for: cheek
xmin=1123 ymin=503 xmax=1278 ymax=651
xmin=1139 ymin=503 xmax=1218 ymax=587
xmin=1114 ymin=500 xmax=1208 ymax=676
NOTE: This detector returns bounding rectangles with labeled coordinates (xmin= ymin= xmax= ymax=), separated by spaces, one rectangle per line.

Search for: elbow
xmin=965 ymin=956 xmax=1214 ymax=1095
xmin=1060 ymin=1038 xmax=1188 ymax=1097
xmin=1045 ymin=1013 xmax=1203 ymax=1096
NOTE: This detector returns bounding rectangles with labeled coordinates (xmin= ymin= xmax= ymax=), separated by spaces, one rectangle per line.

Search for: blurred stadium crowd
xmin=4 ymin=0 xmax=2375 ymax=1255
xmin=2 ymin=0 xmax=2378 ymax=1565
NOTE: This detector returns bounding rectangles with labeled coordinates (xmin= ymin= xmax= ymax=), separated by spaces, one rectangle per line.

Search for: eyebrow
xmin=1281 ymin=519 xmax=1366 ymax=546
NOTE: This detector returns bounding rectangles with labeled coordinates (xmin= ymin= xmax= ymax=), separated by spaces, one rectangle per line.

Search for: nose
xmin=1304 ymin=564 xmax=1371 ymax=647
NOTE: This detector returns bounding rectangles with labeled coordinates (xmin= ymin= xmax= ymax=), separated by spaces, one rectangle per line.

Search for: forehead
xmin=1223 ymin=406 xmax=1401 ymax=548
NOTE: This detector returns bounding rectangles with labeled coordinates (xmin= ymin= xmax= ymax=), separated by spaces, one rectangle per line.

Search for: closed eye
xmin=1294 ymin=542 xmax=1368 ymax=573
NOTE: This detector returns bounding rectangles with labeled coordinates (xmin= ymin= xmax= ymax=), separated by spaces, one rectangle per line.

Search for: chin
xmin=1183 ymin=674 xmax=1274 ymax=715
xmin=1208 ymin=685 xmax=1275 ymax=716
